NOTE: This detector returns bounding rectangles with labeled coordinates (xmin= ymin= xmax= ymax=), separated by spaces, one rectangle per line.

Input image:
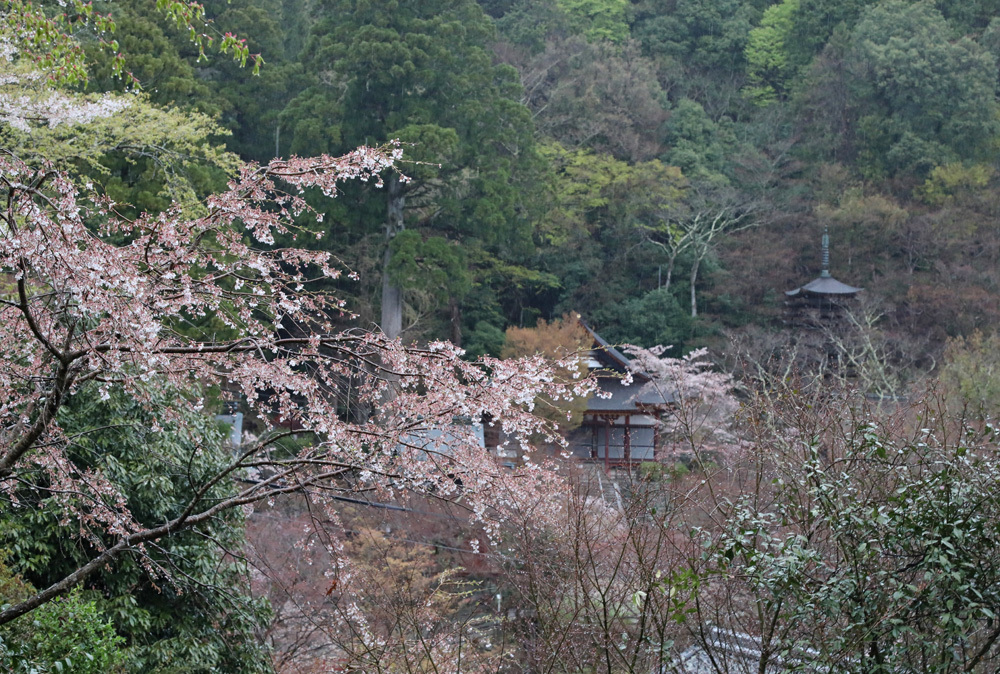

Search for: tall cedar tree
xmin=288 ymin=0 xmax=541 ymax=342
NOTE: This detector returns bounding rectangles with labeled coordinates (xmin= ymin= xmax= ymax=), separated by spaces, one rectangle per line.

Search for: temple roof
xmin=580 ymin=321 xmax=633 ymax=372
xmin=578 ymin=321 xmax=674 ymax=409
xmin=785 ymin=275 xmax=863 ymax=296
xmin=786 ymin=227 xmax=862 ymax=297
xmin=586 ymin=376 xmax=674 ymax=411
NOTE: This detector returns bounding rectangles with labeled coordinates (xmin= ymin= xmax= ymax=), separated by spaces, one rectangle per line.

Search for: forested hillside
xmin=9 ymin=1 xmax=1000 ymax=671
xmin=90 ymin=0 xmax=1000 ymax=381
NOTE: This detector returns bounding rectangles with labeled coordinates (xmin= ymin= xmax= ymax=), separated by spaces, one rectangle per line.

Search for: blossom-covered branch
xmin=624 ymin=345 xmax=741 ymax=461
xmin=0 ymin=147 xmax=594 ymax=626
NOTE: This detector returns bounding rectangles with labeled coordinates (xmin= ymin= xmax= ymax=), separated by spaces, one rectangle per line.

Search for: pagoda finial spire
xmin=820 ymin=226 xmax=831 ymax=278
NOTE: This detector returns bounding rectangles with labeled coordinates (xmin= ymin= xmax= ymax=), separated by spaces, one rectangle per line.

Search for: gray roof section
xmin=581 ymin=321 xmax=633 ymax=371
xmin=785 ymin=275 xmax=862 ymax=296
xmin=675 ymin=626 xmax=825 ymax=673
xmin=401 ymin=423 xmax=485 ymax=457
xmin=588 ymin=376 xmax=674 ymax=411
xmin=576 ymin=320 xmax=675 ymax=410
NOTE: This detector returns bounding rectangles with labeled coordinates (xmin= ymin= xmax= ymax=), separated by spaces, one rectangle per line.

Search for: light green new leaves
xmin=0 ymin=584 xmax=125 ymax=674
xmin=1 ymin=61 xmax=238 ymax=211
xmin=1 ymin=0 xmax=260 ymax=87
xmin=744 ymin=0 xmax=800 ymax=105
xmin=555 ymin=0 xmax=628 ymax=43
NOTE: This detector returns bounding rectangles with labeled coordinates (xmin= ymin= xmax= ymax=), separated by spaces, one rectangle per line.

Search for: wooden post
xmin=624 ymin=414 xmax=631 ymax=464
xmin=604 ymin=418 xmax=610 ymax=472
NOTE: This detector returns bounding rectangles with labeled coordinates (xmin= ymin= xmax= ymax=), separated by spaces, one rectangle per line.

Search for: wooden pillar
xmin=624 ymin=414 xmax=631 ymax=464
xmin=604 ymin=418 xmax=610 ymax=472
xmin=590 ymin=420 xmax=598 ymax=460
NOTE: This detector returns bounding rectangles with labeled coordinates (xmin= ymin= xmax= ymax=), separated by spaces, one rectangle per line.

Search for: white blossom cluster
xmin=0 ymin=89 xmax=131 ymax=132
xmin=0 ymin=46 xmax=131 ymax=132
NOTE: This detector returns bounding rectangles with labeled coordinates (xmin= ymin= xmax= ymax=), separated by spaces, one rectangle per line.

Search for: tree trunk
xmin=690 ymin=255 xmax=701 ymax=318
xmin=449 ymin=296 xmax=462 ymax=346
xmin=381 ymin=175 xmax=405 ymax=339
xmin=663 ymin=255 xmax=676 ymax=293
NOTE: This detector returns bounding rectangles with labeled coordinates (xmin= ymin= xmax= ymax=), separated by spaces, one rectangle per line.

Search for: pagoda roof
xmin=787 ymin=227 xmax=863 ymax=297
xmin=785 ymin=275 xmax=862 ymax=297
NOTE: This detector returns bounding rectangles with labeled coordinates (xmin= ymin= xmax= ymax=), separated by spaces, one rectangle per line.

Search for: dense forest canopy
xmin=6 ymin=0 xmax=997 ymax=369
xmin=126 ymin=0 xmax=999 ymax=380
xmin=8 ymin=0 xmax=1000 ymax=670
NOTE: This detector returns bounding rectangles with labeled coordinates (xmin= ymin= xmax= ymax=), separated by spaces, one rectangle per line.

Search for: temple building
xmin=785 ymin=227 xmax=862 ymax=327
xmin=565 ymin=323 xmax=673 ymax=469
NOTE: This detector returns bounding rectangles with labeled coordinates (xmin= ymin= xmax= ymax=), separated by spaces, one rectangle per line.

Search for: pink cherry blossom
xmin=0 ymin=147 xmax=596 ymax=625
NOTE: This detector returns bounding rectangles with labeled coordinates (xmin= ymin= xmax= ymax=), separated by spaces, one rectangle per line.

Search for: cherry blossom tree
xmin=624 ymin=345 xmax=741 ymax=464
xmin=0 ymin=142 xmax=592 ymax=627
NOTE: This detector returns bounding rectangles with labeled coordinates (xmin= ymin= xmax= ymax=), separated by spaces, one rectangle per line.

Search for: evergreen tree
xmin=286 ymin=0 xmax=541 ymax=342
xmin=0 ymin=385 xmax=271 ymax=673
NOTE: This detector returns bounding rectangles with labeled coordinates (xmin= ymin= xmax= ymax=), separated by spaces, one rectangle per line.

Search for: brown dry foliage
xmin=502 ymin=313 xmax=593 ymax=432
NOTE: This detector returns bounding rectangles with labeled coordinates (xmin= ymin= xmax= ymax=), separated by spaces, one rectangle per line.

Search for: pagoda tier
xmin=784 ymin=228 xmax=861 ymax=327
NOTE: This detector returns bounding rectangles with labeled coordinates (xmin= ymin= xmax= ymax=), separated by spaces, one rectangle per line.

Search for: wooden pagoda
xmin=785 ymin=227 xmax=862 ymax=326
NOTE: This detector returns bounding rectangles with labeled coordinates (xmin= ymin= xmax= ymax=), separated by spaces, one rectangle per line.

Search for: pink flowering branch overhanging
xmin=0 ymin=146 xmax=597 ymax=627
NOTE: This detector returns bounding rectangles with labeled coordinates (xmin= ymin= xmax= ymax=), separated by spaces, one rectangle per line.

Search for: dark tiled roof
xmin=580 ymin=321 xmax=633 ymax=371
xmin=575 ymin=320 xmax=675 ymax=409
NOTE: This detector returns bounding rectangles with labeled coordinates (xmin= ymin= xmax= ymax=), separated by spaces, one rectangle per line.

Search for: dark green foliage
xmin=69 ymin=0 xmax=1000 ymax=364
xmin=591 ymin=288 xmax=693 ymax=354
xmin=1 ymin=582 xmax=125 ymax=674
xmin=935 ymin=0 xmax=1000 ymax=33
xmin=282 ymin=86 xmax=342 ymax=157
xmin=464 ymin=320 xmax=508 ymax=358
xmin=797 ymin=1 xmax=1000 ymax=180
xmin=661 ymin=98 xmax=736 ymax=184
xmin=49 ymin=0 xmax=1000 ymax=373
xmin=281 ymin=0 xmax=543 ymax=339
xmin=388 ymin=231 xmax=472 ymax=302
xmin=784 ymin=0 xmax=874 ymax=74
xmin=199 ymin=0 xmax=309 ymax=162
xmin=848 ymin=1 xmax=1000 ymax=179
xmin=714 ymin=396 xmax=1000 ymax=672
xmin=0 ymin=386 xmax=271 ymax=673
xmin=535 ymin=144 xmax=684 ymax=326
xmin=83 ymin=0 xmax=217 ymax=113
xmin=493 ymin=0 xmax=575 ymax=53
xmin=297 ymin=0 xmax=505 ymax=151
xmin=555 ymin=0 xmax=628 ymax=42
xmin=631 ymin=0 xmax=765 ymax=74
xmin=58 ymin=0 xmax=236 ymax=212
